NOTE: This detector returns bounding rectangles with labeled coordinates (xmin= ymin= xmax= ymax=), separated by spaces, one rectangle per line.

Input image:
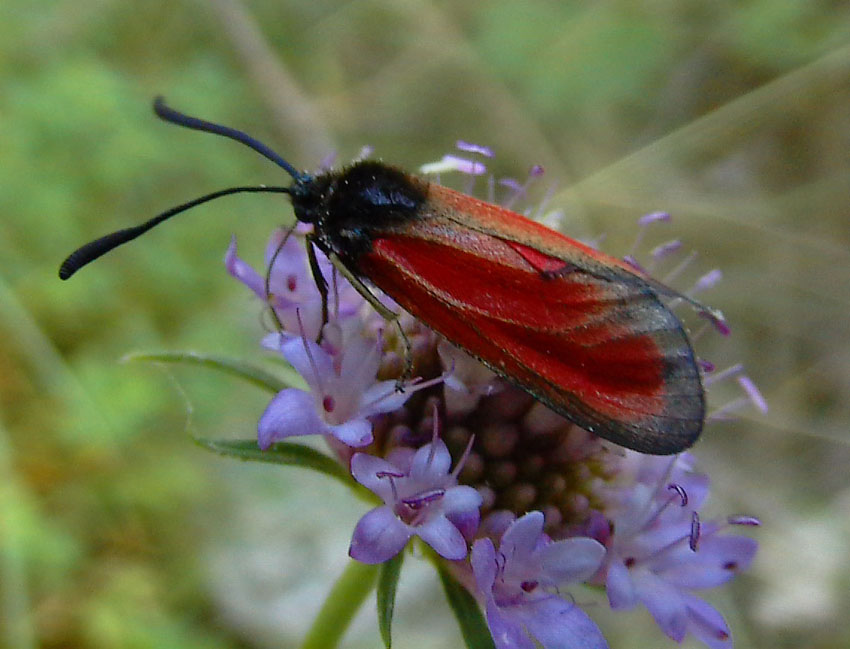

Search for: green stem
xmin=298 ymin=560 xmax=379 ymax=649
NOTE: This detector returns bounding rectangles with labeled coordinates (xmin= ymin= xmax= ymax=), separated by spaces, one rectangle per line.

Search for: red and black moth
xmin=60 ymin=97 xmax=715 ymax=455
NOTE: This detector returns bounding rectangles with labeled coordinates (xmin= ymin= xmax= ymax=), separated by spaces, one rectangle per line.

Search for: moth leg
xmin=264 ymin=224 xmax=298 ymax=331
xmin=326 ymin=251 xmax=413 ymax=389
xmin=393 ymin=321 xmax=414 ymax=386
xmin=305 ymin=233 xmax=330 ymax=342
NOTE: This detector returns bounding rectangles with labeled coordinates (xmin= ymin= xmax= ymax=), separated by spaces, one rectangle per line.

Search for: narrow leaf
xmin=377 ymin=553 xmax=404 ymax=648
xmin=437 ymin=564 xmax=495 ymax=649
xmin=124 ymin=350 xmax=306 ymax=392
xmin=193 ymin=438 xmax=351 ymax=485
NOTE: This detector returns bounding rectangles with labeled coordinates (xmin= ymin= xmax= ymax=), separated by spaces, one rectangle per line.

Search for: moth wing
xmin=358 ymin=225 xmax=704 ymax=454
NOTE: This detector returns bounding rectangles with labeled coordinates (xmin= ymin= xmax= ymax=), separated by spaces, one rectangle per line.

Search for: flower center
xmin=394 ymin=488 xmax=445 ymax=525
xmin=443 ymin=388 xmax=614 ymax=537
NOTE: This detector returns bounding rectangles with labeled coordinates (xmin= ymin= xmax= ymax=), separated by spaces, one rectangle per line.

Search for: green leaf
xmin=123 ymin=350 xmax=306 ymax=393
xmin=437 ymin=564 xmax=495 ymax=649
xmin=193 ymin=438 xmax=352 ymax=486
xmin=377 ymin=553 xmax=404 ymax=648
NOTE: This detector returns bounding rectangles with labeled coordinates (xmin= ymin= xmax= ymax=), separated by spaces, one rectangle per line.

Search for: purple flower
xmin=258 ymin=334 xmax=418 ymax=449
xmin=595 ymin=455 xmax=758 ymax=649
xmin=349 ymin=438 xmax=483 ymax=563
xmin=226 ymin=229 xmax=362 ymax=340
xmin=472 ymin=512 xmax=608 ymax=649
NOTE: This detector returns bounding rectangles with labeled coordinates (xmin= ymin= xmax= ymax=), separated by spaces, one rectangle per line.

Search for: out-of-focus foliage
xmin=1 ymin=1 xmax=848 ymax=648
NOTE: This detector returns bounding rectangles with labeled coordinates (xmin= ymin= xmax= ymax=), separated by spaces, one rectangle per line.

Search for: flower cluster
xmin=225 ymin=145 xmax=763 ymax=649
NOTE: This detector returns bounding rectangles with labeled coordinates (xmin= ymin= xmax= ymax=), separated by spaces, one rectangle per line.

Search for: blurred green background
xmin=1 ymin=1 xmax=849 ymax=648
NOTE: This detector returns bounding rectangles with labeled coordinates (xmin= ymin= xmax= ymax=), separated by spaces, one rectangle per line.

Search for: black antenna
xmin=153 ymin=96 xmax=305 ymax=181
xmin=59 ymin=97 xmax=311 ymax=280
xmin=59 ymin=185 xmax=290 ymax=280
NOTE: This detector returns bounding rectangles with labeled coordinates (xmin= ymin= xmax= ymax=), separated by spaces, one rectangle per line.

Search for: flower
xmin=258 ymin=334 xmax=416 ymax=449
xmin=349 ymin=437 xmax=483 ymax=563
xmin=226 ymin=228 xmax=362 ymax=341
xmin=591 ymin=454 xmax=759 ymax=649
xmin=471 ymin=511 xmax=608 ymax=649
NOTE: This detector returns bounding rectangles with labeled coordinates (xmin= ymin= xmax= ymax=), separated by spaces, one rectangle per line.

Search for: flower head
xmin=225 ymin=143 xmax=761 ymax=649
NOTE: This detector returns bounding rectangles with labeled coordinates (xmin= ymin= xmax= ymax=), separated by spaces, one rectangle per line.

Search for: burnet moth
xmin=60 ymin=97 xmax=717 ymax=455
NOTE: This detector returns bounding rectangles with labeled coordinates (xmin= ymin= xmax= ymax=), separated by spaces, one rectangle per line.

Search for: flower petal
xmin=485 ymin=599 xmax=535 ymax=649
xmin=409 ymin=439 xmax=452 ymax=481
xmin=225 ymin=235 xmax=265 ymax=298
xmin=340 ymin=336 xmax=380 ymax=389
xmin=328 ymin=418 xmax=373 ymax=447
xmin=446 ymin=508 xmax=480 ymax=542
xmin=500 ymin=511 xmax=545 ymax=561
xmin=605 ymin=558 xmax=637 ymax=609
xmin=683 ymin=593 xmax=733 ymax=649
xmin=276 ymin=298 xmax=325 ymax=342
xmin=281 ymin=336 xmax=334 ymax=391
xmin=516 ymin=596 xmax=608 ymax=649
xmin=416 ymin=515 xmax=468 ymax=560
xmin=633 ymin=569 xmax=688 ymax=642
xmin=441 ymin=485 xmax=484 ymax=516
xmin=265 ymin=227 xmax=306 ymax=274
xmin=661 ymin=535 xmax=758 ymax=589
xmin=471 ymin=538 xmax=497 ymax=593
xmin=537 ymin=537 xmax=606 ymax=585
xmin=361 ymin=380 xmax=410 ymax=416
xmin=261 ymin=332 xmax=289 ymax=352
xmin=257 ymin=389 xmax=325 ymax=449
xmin=350 ymin=453 xmax=402 ymax=502
xmin=349 ymin=506 xmax=411 ymax=564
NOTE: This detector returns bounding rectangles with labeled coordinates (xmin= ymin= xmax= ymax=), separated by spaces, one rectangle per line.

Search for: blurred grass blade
xmin=0 ymin=420 xmax=36 ymax=649
xmin=300 ymin=560 xmax=379 ymax=649
xmin=377 ymin=553 xmax=404 ymax=648
xmin=194 ymin=438 xmax=351 ymax=485
xmin=437 ymin=564 xmax=495 ymax=649
xmin=124 ymin=350 xmax=306 ymax=392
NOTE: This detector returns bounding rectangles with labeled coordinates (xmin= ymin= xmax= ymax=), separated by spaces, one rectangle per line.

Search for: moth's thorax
xmin=291 ymin=161 xmax=428 ymax=262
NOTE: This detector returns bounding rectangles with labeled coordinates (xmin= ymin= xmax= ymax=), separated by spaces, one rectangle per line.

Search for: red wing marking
xmin=505 ymin=240 xmax=570 ymax=274
xmin=358 ymin=232 xmax=704 ymax=454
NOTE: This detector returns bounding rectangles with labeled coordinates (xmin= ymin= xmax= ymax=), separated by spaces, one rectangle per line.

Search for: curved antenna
xmin=154 ymin=97 xmax=305 ymax=181
xmin=59 ymin=185 xmax=291 ymax=280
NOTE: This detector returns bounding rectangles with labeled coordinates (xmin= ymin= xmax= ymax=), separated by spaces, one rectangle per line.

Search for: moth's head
xmin=289 ymin=172 xmax=333 ymax=227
